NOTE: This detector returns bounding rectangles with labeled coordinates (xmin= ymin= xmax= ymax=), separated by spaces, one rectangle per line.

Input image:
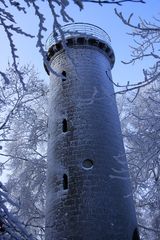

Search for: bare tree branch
xmin=82 ymin=0 xmax=145 ymax=5
xmin=138 ymin=224 xmax=160 ymax=233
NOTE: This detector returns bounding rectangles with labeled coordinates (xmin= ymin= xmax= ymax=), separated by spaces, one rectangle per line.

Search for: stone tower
xmin=45 ymin=23 xmax=139 ymax=240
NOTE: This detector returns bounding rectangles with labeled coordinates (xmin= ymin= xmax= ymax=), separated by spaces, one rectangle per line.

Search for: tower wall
xmin=45 ymin=31 xmax=138 ymax=239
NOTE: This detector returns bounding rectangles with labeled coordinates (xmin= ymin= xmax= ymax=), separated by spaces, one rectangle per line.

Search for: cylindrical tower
xmin=45 ymin=23 xmax=139 ymax=240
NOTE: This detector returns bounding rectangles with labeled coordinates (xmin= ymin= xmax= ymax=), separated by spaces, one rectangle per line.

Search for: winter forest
xmin=0 ymin=0 xmax=160 ymax=239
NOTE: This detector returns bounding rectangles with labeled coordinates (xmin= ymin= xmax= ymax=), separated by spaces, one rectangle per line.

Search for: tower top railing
xmin=45 ymin=23 xmax=111 ymax=51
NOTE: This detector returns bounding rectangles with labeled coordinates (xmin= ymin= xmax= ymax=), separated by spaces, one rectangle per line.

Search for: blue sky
xmin=1 ymin=0 xmax=160 ymax=87
xmin=0 ymin=0 xmax=159 ymax=182
xmin=67 ymin=0 xmax=159 ymax=87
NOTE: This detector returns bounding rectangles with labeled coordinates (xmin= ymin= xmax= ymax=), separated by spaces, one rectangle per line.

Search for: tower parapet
xmin=45 ymin=23 xmax=115 ymax=68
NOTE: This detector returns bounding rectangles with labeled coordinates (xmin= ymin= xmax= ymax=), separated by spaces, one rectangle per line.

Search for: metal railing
xmin=45 ymin=23 xmax=111 ymax=50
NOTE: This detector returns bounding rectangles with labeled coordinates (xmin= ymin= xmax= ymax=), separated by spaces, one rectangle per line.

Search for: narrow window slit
xmin=62 ymin=119 xmax=68 ymax=132
xmin=62 ymin=71 xmax=66 ymax=81
xmin=63 ymin=174 xmax=68 ymax=190
xmin=132 ymin=228 xmax=140 ymax=240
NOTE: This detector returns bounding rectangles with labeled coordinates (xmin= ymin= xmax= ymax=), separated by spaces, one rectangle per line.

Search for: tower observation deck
xmin=45 ymin=23 xmax=139 ymax=240
xmin=45 ymin=23 xmax=115 ymax=70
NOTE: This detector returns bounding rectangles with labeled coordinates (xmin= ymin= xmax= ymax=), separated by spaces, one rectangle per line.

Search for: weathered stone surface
xmin=45 ymin=43 xmax=138 ymax=240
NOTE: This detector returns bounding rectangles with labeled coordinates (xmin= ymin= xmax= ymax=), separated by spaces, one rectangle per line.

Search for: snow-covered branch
xmin=115 ymin=9 xmax=160 ymax=95
xmin=118 ymin=81 xmax=160 ymax=239
xmin=0 ymin=181 xmax=34 ymax=239
xmin=82 ymin=0 xmax=145 ymax=5
xmin=0 ymin=0 xmax=144 ymax=88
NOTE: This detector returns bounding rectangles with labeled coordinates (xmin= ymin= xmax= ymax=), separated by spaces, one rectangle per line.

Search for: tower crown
xmin=45 ymin=23 xmax=115 ymax=68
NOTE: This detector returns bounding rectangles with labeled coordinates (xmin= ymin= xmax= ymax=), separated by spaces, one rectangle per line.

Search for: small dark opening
xmin=62 ymin=71 xmax=66 ymax=81
xmin=98 ymin=42 xmax=106 ymax=49
xmin=63 ymin=174 xmax=68 ymax=190
xmin=77 ymin=37 xmax=86 ymax=45
xmin=0 ymin=219 xmax=5 ymax=233
xmin=132 ymin=228 xmax=140 ymax=240
xmin=67 ymin=38 xmax=74 ymax=46
xmin=62 ymin=119 xmax=68 ymax=132
xmin=82 ymin=159 xmax=94 ymax=170
xmin=56 ymin=42 xmax=62 ymax=51
xmin=88 ymin=38 xmax=98 ymax=46
xmin=105 ymin=47 xmax=110 ymax=54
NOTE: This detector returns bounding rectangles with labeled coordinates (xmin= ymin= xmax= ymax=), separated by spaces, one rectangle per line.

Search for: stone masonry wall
xmin=45 ymin=45 xmax=137 ymax=240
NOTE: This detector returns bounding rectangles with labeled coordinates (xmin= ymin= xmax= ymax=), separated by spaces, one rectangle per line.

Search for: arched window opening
xmin=62 ymin=119 xmax=68 ymax=132
xmin=63 ymin=174 xmax=68 ymax=190
xmin=62 ymin=71 xmax=66 ymax=81
xmin=132 ymin=228 xmax=140 ymax=240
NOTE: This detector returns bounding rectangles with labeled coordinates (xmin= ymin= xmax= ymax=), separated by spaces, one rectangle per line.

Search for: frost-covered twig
xmin=115 ymin=9 xmax=160 ymax=94
xmin=82 ymin=0 xmax=145 ymax=5
xmin=0 ymin=0 xmax=144 ymax=88
xmin=0 ymin=181 xmax=34 ymax=239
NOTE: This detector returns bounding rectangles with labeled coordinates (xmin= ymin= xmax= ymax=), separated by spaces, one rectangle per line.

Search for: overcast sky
xmin=1 ymin=0 xmax=160 ymax=87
